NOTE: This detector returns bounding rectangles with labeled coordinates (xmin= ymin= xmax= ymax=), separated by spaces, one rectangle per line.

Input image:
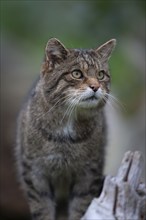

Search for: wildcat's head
xmin=40 ymin=38 xmax=116 ymax=111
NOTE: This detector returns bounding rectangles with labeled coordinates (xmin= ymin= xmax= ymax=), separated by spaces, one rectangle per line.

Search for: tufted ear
xmin=41 ymin=38 xmax=69 ymax=75
xmin=96 ymin=39 xmax=116 ymax=61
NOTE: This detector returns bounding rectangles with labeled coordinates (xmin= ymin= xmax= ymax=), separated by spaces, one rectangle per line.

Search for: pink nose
xmin=89 ymin=85 xmax=99 ymax=92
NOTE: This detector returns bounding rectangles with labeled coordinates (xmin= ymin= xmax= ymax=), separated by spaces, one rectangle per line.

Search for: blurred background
xmin=0 ymin=1 xmax=145 ymax=219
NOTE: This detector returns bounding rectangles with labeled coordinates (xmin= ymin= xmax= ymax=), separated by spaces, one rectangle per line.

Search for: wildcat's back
xmin=16 ymin=38 xmax=116 ymax=220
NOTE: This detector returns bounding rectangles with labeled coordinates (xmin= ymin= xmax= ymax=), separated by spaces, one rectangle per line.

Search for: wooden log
xmin=81 ymin=151 xmax=146 ymax=220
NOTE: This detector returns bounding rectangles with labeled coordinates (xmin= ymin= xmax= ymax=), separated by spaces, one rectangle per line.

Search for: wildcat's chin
xmin=77 ymin=98 xmax=104 ymax=109
xmin=77 ymin=89 xmax=108 ymax=109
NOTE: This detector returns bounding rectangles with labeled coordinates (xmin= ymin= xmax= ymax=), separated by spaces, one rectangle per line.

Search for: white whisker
xmin=36 ymin=95 xmax=67 ymax=121
xmin=60 ymin=96 xmax=76 ymax=124
xmin=100 ymin=92 xmax=126 ymax=113
xmin=107 ymin=93 xmax=126 ymax=112
xmin=102 ymin=95 xmax=115 ymax=111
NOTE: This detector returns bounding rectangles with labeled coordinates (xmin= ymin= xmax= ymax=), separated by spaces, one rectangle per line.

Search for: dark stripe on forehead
xmin=76 ymin=52 xmax=89 ymax=71
xmin=86 ymin=50 xmax=102 ymax=70
xmin=82 ymin=52 xmax=95 ymax=66
xmin=77 ymin=50 xmax=100 ymax=71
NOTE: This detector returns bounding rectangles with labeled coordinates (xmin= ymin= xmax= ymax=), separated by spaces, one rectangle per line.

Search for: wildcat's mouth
xmin=82 ymin=95 xmax=98 ymax=102
xmin=77 ymin=95 xmax=100 ymax=108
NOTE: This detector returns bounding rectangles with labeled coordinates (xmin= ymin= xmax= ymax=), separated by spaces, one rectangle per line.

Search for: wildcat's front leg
xmin=69 ymin=194 xmax=94 ymax=220
xmin=68 ymin=174 xmax=104 ymax=220
xmin=29 ymin=196 xmax=55 ymax=220
xmin=21 ymin=160 xmax=55 ymax=220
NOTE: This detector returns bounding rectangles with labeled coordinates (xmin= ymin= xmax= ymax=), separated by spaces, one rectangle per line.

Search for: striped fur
xmin=16 ymin=38 xmax=116 ymax=220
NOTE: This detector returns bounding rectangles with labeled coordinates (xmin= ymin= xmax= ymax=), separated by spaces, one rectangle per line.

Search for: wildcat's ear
xmin=41 ymin=38 xmax=69 ymax=74
xmin=95 ymin=39 xmax=116 ymax=61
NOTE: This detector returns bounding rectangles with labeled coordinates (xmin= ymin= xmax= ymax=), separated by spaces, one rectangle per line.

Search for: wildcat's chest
xmin=57 ymin=117 xmax=98 ymax=143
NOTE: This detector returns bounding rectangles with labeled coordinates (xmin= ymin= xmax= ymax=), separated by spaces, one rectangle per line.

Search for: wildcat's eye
xmin=71 ymin=70 xmax=83 ymax=79
xmin=97 ymin=70 xmax=105 ymax=80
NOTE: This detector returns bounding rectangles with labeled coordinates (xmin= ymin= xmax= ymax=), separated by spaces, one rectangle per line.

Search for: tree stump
xmin=82 ymin=151 xmax=146 ymax=220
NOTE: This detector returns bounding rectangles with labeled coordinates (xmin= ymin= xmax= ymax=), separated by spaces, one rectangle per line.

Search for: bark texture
xmin=82 ymin=151 xmax=146 ymax=220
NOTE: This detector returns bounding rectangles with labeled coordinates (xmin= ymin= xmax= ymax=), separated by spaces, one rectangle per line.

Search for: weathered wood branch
xmin=82 ymin=151 xmax=146 ymax=220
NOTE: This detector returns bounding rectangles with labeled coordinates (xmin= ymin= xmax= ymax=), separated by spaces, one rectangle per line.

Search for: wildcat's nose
xmin=89 ymin=85 xmax=99 ymax=92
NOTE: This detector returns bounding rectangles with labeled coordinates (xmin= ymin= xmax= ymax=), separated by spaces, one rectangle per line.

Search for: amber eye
xmin=97 ymin=70 xmax=105 ymax=80
xmin=71 ymin=70 xmax=83 ymax=79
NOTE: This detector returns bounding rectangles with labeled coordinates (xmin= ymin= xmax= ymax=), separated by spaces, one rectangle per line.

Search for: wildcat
xmin=16 ymin=38 xmax=116 ymax=220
